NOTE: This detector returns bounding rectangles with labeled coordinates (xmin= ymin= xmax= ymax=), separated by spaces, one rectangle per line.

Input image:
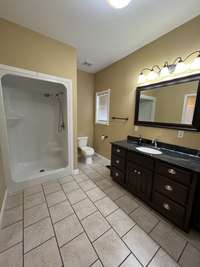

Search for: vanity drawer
xmin=155 ymin=161 xmax=191 ymax=186
xmin=152 ymin=191 xmax=185 ymax=227
xmin=111 ymin=154 xmax=125 ymax=171
xmin=111 ymin=167 xmax=124 ymax=185
xmin=112 ymin=145 xmax=126 ymax=158
xmin=127 ymin=151 xmax=154 ymax=170
xmin=154 ymin=174 xmax=189 ymax=205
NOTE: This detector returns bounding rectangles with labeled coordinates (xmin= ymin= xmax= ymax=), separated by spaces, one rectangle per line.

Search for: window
xmin=95 ymin=89 xmax=110 ymax=125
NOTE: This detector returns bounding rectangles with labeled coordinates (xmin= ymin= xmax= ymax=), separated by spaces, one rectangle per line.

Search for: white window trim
xmin=95 ymin=89 xmax=111 ymax=126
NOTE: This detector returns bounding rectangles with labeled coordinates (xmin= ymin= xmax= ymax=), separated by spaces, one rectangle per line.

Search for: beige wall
xmin=77 ymin=70 xmax=94 ymax=146
xmin=94 ymin=15 xmax=200 ymax=159
xmin=0 ymin=18 xmax=77 ymax=207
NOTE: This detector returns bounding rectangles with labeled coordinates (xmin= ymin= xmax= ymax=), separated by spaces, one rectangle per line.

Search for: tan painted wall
xmin=94 ymin=15 xmax=200 ymax=159
xmin=77 ymin=70 xmax=94 ymax=147
xmin=0 ymin=18 xmax=77 ymax=207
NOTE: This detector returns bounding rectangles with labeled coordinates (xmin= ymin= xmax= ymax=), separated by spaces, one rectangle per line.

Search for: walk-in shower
xmin=0 ymin=65 xmax=73 ymax=192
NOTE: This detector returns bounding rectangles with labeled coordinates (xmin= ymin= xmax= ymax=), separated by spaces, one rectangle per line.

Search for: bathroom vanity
xmin=111 ymin=136 xmax=200 ymax=232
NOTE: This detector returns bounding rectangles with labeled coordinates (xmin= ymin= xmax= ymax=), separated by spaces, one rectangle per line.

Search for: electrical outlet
xmin=177 ymin=130 xmax=184 ymax=138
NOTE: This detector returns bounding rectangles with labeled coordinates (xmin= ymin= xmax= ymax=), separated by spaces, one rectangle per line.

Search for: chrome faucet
xmin=137 ymin=135 xmax=143 ymax=146
xmin=152 ymin=138 xmax=158 ymax=149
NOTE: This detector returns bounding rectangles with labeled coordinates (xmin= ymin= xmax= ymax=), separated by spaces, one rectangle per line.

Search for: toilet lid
xmin=81 ymin=146 xmax=94 ymax=153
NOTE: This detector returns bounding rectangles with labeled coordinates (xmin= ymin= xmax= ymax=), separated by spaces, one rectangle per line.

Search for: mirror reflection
xmin=138 ymin=80 xmax=198 ymax=124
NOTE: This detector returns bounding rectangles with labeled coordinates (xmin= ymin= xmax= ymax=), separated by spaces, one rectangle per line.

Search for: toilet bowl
xmin=78 ymin=137 xmax=94 ymax=164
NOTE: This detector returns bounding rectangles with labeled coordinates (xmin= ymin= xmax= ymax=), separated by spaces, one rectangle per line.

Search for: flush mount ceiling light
xmin=108 ymin=0 xmax=132 ymax=9
xmin=138 ymin=49 xmax=200 ymax=84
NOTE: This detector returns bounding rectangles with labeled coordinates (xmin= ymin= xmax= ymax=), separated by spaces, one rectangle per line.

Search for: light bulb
xmin=148 ymin=70 xmax=158 ymax=81
xmin=138 ymin=73 xmax=146 ymax=84
xmin=108 ymin=0 xmax=132 ymax=9
xmin=160 ymin=65 xmax=169 ymax=77
xmin=190 ymin=55 xmax=200 ymax=70
xmin=175 ymin=61 xmax=187 ymax=74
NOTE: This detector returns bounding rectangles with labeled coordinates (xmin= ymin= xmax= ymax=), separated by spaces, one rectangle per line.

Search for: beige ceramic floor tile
xmin=58 ymin=175 xmax=74 ymax=184
xmin=179 ymin=243 xmax=200 ymax=267
xmin=0 ymin=222 xmax=22 ymax=253
xmin=62 ymin=181 xmax=80 ymax=194
xmin=91 ymin=260 xmax=103 ymax=267
xmin=96 ymin=179 xmax=114 ymax=191
xmin=61 ymin=233 xmax=98 ymax=267
xmin=73 ymin=174 xmax=89 ymax=183
xmin=104 ymin=185 xmax=126 ymax=200
xmin=130 ymin=207 xmax=159 ymax=233
xmin=115 ymin=195 xmax=139 ymax=214
xmin=24 ymin=238 xmax=62 ymax=267
xmin=149 ymin=248 xmax=180 ymax=267
xmin=43 ymin=182 xmax=62 ymax=195
xmin=79 ymin=180 xmax=97 ymax=191
xmin=49 ymin=200 xmax=74 ymax=223
xmin=24 ymin=192 xmax=45 ymax=210
xmin=54 ymin=214 xmax=83 ymax=247
xmin=94 ymin=229 xmax=130 ymax=267
xmin=24 ymin=203 xmax=49 ymax=227
xmin=24 ymin=217 xmax=54 ymax=253
xmin=67 ymin=189 xmax=87 ymax=205
xmin=24 ymin=184 xmax=42 ymax=197
xmin=0 ymin=242 xmax=23 ymax=267
xmin=123 ymin=225 xmax=159 ymax=266
xmin=120 ymin=254 xmax=142 ymax=267
xmin=73 ymin=198 xmax=97 ymax=220
xmin=82 ymin=211 xmax=110 ymax=242
xmin=150 ymin=221 xmax=186 ymax=261
xmin=86 ymin=187 xmax=106 ymax=202
xmin=2 ymin=206 xmax=23 ymax=228
xmin=6 ymin=193 xmax=23 ymax=210
xmin=46 ymin=191 xmax=66 ymax=207
xmin=95 ymin=197 xmax=118 ymax=217
xmin=107 ymin=209 xmax=135 ymax=237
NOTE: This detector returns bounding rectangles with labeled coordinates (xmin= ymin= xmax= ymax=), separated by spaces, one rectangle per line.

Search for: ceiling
xmin=0 ymin=0 xmax=200 ymax=73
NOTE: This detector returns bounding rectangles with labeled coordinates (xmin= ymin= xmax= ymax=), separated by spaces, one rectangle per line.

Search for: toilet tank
xmin=78 ymin=136 xmax=88 ymax=148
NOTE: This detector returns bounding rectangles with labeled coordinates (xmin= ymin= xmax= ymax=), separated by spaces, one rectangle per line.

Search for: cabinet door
xmin=127 ymin=162 xmax=153 ymax=201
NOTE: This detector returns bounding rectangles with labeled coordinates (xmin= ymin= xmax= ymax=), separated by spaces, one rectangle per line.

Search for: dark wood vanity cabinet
xmin=111 ymin=144 xmax=198 ymax=232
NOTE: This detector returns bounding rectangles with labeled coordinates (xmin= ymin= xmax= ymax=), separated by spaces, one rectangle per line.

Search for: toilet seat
xmin=81 ymin=146 xmax=94 ymax=156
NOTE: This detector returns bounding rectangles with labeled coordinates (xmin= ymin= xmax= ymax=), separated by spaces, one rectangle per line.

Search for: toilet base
xmin=85 ymin=156 xmax=93 ymax=164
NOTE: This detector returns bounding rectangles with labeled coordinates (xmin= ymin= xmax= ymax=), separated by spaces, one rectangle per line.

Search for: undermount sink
xmin=136 ymin=146 xmax=162 ymax=155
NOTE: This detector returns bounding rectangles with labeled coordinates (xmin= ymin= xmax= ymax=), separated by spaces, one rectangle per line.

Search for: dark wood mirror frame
xmin=134 ymin=73 xmax=200 ymax=131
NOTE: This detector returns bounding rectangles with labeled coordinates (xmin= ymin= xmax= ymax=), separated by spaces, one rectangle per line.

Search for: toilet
xmin=78 ymin=136 xmax=95 ymax=164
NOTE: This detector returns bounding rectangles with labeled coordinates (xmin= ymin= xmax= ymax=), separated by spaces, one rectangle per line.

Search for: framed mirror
xmin=134 ymin=74 xmax=200 ymax=131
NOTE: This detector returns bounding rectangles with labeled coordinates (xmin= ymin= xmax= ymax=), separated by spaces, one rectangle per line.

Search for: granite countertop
xmin=111 ymin=139 xmax=200 ymax=173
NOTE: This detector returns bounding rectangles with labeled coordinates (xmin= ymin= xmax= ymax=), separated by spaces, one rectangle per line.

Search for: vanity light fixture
xmin=138 ymin=49 xmax=200 ymax=84
xmin=160 ymin=62 xmax=170 ymax=77
xmin=107 ymin=0 xmax=132 ymax=9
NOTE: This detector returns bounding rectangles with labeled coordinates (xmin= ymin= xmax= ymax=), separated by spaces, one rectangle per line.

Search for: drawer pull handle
xmin=116 ymin=149 xmax=121 ymax=153
xmin=137 ymin=171 xmax=141 ymax=175
xmin=115 ymin=172 xmax=119 ymax=177
xmin=168 ymin=168 xmax=176 ymax=175
xmin=163 ymin=203 xmax=170 ymax=210
xmin=164 ymin=185 xmax=173 ymax=191
xmin=116 ymin=160 xmax=120 ymax=164
xmin=134 ymin=170 xmax=137 ymax=173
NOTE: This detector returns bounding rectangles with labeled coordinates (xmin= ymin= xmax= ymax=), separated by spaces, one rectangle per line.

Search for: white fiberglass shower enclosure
xmin=0 ymin=65 xmax=73 ymax=192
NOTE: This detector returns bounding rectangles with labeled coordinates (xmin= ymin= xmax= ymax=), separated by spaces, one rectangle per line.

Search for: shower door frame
xmin=0 ymin=64 xmax=74 ymax=191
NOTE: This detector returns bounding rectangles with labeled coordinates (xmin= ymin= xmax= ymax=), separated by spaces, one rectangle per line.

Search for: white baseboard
xmin=95 ymin=153 xmax=111 ymax=165
xmin=72 ymin=169 xmax=80 ymax=175
xmin=0 ymin=189 xmax=7 ymax=228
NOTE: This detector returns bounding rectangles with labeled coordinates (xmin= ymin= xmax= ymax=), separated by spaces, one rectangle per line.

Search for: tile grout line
xmin=60 ymin=183 xmax=105 ymax=267
xmin=146 ymin=246 xmax=160 ymax=267
xmin=177 ymin=240 xmax=188 ymax=263
xmin=41 ymin=184 xmax=65 ymax=267
xmin=23 ymin=236 xmax=55 ymax=255
xmin=24 ymin=215 xmax=50 ymax=229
